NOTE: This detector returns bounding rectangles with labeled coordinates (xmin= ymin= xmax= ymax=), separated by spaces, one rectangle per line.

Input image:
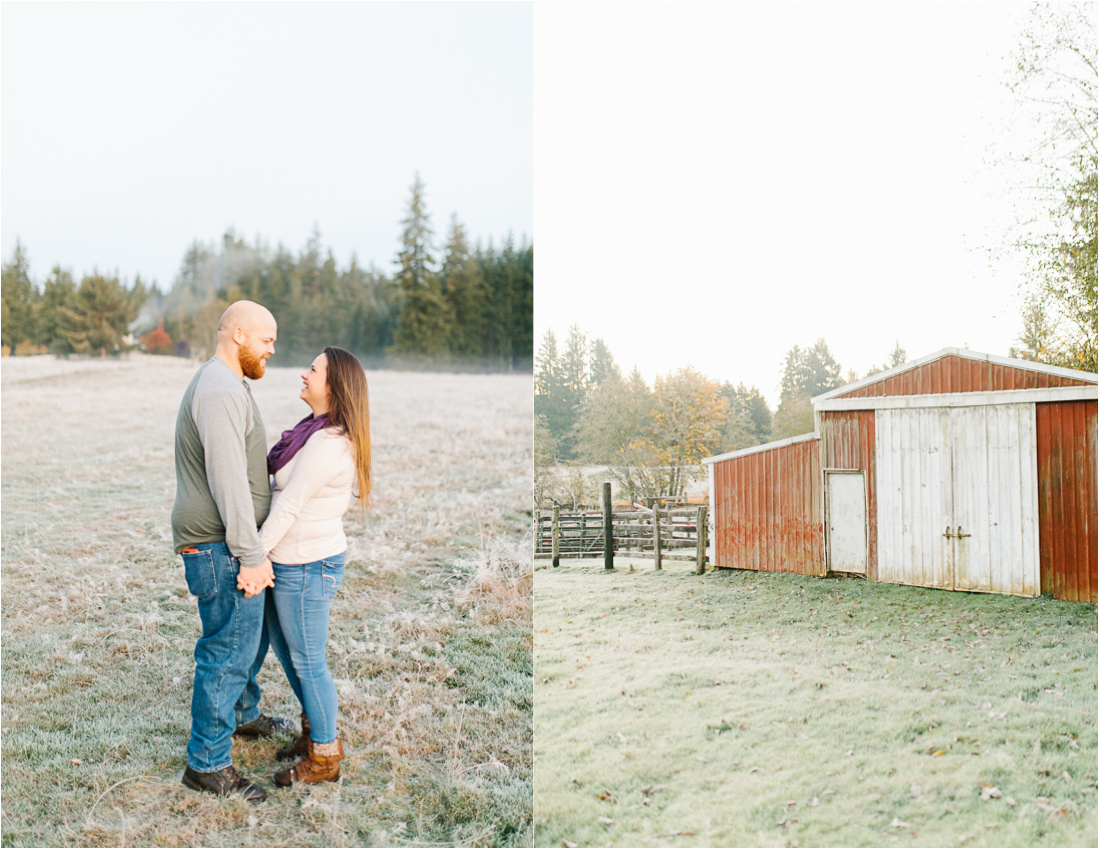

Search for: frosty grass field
xmin=1 ymin=354 xmax=533 ymax=847
xmin=534 ymin=559 xmax=1097 ymax=848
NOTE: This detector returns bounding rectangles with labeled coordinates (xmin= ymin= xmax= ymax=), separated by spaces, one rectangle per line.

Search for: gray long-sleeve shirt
xmin=171 ymin=356 xmax=271 ymax=568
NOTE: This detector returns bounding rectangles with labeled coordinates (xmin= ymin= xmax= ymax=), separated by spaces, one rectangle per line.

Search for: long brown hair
xmin=323 ymin=346 xmax=372 ymax=510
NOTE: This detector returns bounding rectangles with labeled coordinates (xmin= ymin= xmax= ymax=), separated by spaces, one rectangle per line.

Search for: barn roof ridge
xmin=811 ymin=347 xmax=1099 ymax=405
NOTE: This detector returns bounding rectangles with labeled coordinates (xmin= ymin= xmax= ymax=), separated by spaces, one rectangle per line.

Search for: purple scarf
xmin=268 ymin=413 xmax=331 ymax=475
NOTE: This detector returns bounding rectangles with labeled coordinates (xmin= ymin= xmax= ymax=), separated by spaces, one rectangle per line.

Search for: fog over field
xmin=1 ymin=355 xmax=533 ymax=847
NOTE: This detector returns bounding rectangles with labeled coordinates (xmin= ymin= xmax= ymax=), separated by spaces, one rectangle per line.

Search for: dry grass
xmin=534 ymin=559 xmax=1097 ymax=848
xmin=1 ymin=354 xmax=532 ymax=847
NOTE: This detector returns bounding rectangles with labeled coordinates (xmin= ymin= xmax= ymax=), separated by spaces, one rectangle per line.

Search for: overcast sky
xmin=2 ymin=2 xmax=532 ymax=290
xmin=534 ymin=2 xmax=1044 ymax=408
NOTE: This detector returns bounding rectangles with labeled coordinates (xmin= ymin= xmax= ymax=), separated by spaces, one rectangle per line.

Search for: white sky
xmin=534 ymin=2 xmax=1041 ymax=408
xmin=2 ymin=2 xmax=533 ymax=290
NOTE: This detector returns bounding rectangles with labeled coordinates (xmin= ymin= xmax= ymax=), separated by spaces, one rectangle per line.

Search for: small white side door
xmin=826 ymin=471 xmax=868 ymax=575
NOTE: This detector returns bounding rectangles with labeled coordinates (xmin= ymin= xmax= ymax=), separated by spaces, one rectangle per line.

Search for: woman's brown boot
xmin=273 ymin=739 xmax=343 ymax=787
xmin=276 ymin=713 xmax=311 ymax=761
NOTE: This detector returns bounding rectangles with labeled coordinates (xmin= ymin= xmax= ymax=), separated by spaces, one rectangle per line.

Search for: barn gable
xmin=813 ymin=348 xmax=1097 ymax=403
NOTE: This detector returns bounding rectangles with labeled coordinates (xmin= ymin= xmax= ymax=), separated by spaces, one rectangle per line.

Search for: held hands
xmin=238 ymin=557 xmax=275 ymax=598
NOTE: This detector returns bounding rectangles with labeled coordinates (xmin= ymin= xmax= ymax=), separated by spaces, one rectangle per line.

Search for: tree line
xmin=1 ymin=174 xmax=533 ymax=370
xmin=534 ymin=328 xmax=905 ymax=509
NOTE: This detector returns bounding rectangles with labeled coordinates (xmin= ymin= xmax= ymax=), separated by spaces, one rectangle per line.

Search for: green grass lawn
xmin=1 ymin=356 xmax=532 ymax=847
xmin=534 ymin=558 xmax=1097 ymax=847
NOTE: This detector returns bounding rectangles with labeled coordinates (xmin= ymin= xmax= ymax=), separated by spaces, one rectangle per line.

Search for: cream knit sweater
xmin=258 ymin=428 xmax=355 ymax=564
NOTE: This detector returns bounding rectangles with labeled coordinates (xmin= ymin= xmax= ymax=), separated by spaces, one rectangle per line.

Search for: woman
xmin=257 ymin=346 xmax=371 ymax=786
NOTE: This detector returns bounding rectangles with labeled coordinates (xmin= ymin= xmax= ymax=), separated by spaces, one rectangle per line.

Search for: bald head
xmin=217 ymin=300 xmax=276 ymax=341
xmin=214 ymin=300 xmax=277 ymax=379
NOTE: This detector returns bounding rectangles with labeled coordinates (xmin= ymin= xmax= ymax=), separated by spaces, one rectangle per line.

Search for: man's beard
xmin=239 ymin=345 xmax=266 ymax=379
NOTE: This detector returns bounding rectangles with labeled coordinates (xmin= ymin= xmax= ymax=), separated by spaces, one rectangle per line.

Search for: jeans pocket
xmin=321 ymin=555 xmax=345 ymax=601
xmin=183 ymin=550 xmax=218 ymax=599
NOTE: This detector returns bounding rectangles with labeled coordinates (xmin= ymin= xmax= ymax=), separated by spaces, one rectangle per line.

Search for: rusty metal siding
xmin=819 ymin=411 xmax=878 ymax=579
xmin=712 ymin=438 xmax=824 ymax=575
xmin=1036 ymin=400 xmax=1098 ymax=603
xmin=836 ymin=354 xmax=1093 ymax=400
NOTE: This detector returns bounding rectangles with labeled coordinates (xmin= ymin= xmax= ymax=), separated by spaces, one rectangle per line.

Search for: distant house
xmin=702 ymin=348 xmax=1098 ymax=603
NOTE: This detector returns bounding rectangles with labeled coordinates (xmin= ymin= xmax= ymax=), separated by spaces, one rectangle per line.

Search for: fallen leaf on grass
xmin=71 ymin=759 xmax=82 ymax=765
xmin=598 ymin=817 xmax=615 ymax=826
xmin=980 ymin=783 xmax=1002 ymax=800
xmin=598 ymin=789 xmax=617 ymax=803
xmin=1006 ymin=796 xmax=1017 ymax=807
xmin=809 ymin=797 xmax=819 ymax=807
xmin=909 ymin=783 xmax=922 ymax=798
xmin=822 ymin=789 xmax=836 ymax=796
xmin=640 ymin=785 xmax=667 ymax=795
xmin=561 ymin=841 xmax=578 ymax=848
xmin=891 ymin=817 xmax=911 ymax=828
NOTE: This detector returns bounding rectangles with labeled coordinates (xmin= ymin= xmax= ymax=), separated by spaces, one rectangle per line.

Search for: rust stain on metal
xmin=711 ymin=438 xmax=824 ymax=575
xmin=819 ymin=411 xmax=877 ymax=579
xmin=1037 ymin=400 xmax=1098 ymax=603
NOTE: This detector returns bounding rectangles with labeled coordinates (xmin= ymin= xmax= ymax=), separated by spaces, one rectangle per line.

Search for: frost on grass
xmin=534 ymin=560 xmax=1097 ymax=848
xmin=1 ymin=356 xmax=533 ymax=848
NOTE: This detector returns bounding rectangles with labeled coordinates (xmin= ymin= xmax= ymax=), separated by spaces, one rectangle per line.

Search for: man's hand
xmin=237 ymin=558 xmax=275 ymax=598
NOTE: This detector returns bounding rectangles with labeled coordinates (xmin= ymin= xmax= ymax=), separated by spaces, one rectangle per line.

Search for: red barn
xmin=703 ymin=348 xmax=1098 ymax=602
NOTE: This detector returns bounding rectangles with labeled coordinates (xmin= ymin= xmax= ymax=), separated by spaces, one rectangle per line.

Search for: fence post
xmin=551 ymin=505 xmax=560 ymax=568
xmin=695 ymin=505 xmax=708 ymax=575
xmin=603 ymin=482 xmax=614 ymax=570
xmin=653 ymin=506 xmax=662 ymax=571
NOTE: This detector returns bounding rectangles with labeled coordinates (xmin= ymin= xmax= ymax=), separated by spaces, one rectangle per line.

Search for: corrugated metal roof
xmin=813 ymin=348 xmax=1097 ymax=404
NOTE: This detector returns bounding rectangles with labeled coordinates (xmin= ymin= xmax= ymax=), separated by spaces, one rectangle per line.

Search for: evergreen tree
xmin=441 ymin=215 xmax=490 ymax=357
xmin=1 ymin=240 xmax=37 ymax=349
xmin=589 ymin=337 xmax=621 ymax=386
xmin=773 ymin=339 xmax=843 ymax=439
xmin=391 ymin=173 xmax=450 ymax=357
xmin=37 ymin=266 xmax=78 ymax=352
xmin=56 ymin=272 xmax=144 ymax=355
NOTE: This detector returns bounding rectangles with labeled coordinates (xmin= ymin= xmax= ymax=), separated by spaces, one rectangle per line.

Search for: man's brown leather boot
xmin=273 ymin=739 xmax=343 ymax=787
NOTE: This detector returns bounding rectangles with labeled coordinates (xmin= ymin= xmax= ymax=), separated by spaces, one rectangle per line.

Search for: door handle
xmin=956 ymin=526 xmax=971 ymax=539
xmin=943 ymin=526 xmax=956 ymax=539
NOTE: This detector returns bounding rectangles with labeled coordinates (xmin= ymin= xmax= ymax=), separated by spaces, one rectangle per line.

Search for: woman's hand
xmin=238 ymin=558 xmax=275 ymax=598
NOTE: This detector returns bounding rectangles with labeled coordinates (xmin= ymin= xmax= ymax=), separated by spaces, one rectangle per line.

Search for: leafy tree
xmin=141 ymin=318 xmax=174 ymax=355
xmin=1006 ymin=1 xmax=1098 ymax=371
xmin=575 ymin=366 xmax=657 ymax=504
xmin=648 ymin=367 xmax=729 ymax=498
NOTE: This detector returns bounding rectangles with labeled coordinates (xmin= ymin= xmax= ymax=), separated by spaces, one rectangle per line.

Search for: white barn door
xmin=826 ymin=471 xmax=867 ymax=574
xmin=875 ymin=404 xmax=1039 ymax=597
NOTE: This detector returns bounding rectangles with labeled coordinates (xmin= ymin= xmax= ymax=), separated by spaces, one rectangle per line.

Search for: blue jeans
xmin=266 ymin=553 xmax=345 ymax=744
xmin=183 ymin=542 xmax=268 ymax=772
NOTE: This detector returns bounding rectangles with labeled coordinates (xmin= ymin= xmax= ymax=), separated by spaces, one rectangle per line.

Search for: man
xmin=171 ymin=300 xmax=293 ymax=802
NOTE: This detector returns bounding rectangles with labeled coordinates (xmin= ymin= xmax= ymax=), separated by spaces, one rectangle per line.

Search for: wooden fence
xmin=535 ymin=484 xmax=709 ymax=573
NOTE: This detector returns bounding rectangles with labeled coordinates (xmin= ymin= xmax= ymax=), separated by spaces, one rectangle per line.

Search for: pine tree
xmin=391 ymin=173 xmax=450 ymax=357
xmin=441 ymin=215 xmax=490 ymax=357
xmin=1 ymin=240 xmax=38 ymax=349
